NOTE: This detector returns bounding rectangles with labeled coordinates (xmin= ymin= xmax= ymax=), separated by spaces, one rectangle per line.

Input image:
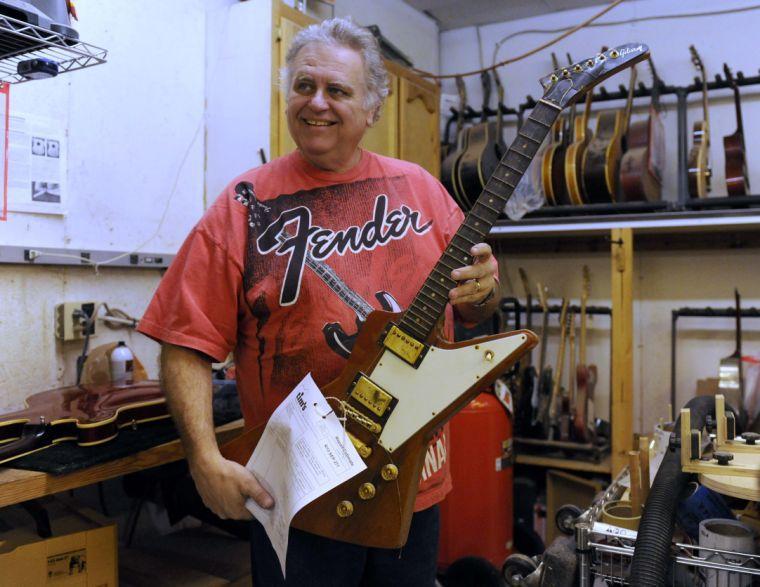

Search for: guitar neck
xmin=579 ymin=296 xmax=587 ymax=366
xmin=398 ymin=101 xmax=560 ymax=341
xmin=701 ymin=73 xmax=710 ymax=129
xmin=733 ymin=84 xmax=744 ymax=137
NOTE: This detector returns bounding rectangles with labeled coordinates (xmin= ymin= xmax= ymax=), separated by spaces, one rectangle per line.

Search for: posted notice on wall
xmin=245 ymin=373 xmax=366 ymax=577
xmin=7 ymin=113 xmax=66 ymax=215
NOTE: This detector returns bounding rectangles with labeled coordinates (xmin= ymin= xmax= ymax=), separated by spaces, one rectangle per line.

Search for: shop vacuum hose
xmin=630 ymin=395 xmax=729 ymax=586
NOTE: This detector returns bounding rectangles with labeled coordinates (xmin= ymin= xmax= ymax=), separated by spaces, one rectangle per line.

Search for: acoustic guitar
xmin=221 ymin=44 xmax=648 ymax=549
xmin=457 ymin=71 xmax=500 ymax=208
xmin=620 ymin=57 xmax=664 ymax=202
xmin=564 ymin=85 xmax=594 ymax=205
xmin=687 ymin=45 xmax=711 ymax=199
xmin=723 ymin=63 xmax=750 ymax=196
xmin=582 ymin=63 xmax=637 ymax=202
xmin=573 ymin=266 xmax=597 ymax=442
xmin=441 ymin=76 xmax=469 ymax=208
xmin=540 ymin=53 xmax=569 ymax=206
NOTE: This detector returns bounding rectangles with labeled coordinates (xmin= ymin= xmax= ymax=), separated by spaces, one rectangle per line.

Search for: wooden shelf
xmin=0 ymin=419 xmax=244 ymax=509
xmin=515 ymin=453 xmax=612 ymax=474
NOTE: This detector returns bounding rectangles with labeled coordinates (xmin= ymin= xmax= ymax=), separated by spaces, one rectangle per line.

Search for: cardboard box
xmin=0 ymin=499 xmax=117 ymax=586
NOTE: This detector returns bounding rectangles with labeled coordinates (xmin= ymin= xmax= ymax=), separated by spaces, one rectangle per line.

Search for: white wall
xmin=0 ymin=0 xmax=439 ymax=413
xmin=441 ymin=0 xmax=760 ymax=434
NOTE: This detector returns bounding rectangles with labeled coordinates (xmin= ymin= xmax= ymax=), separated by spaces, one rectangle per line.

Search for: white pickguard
xmin=373 ymin=332 xmax=528 ymax=452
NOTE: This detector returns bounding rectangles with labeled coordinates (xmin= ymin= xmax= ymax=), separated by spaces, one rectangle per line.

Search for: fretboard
xmin=398 ymin=100 xmax=561 ymax=341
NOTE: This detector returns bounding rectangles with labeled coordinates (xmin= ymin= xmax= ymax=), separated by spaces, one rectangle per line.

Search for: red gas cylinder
xmin=438 ymin=392 xmax=513 ymax=569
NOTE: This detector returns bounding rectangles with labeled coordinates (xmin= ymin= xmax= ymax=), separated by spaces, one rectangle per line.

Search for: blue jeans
xmin=250 ymin=505 xmax=440 ymax=586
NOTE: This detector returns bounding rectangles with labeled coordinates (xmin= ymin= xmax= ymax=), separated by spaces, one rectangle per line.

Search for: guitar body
xmin=223 ymin=309 xmax=536 ymax=547
xmin=0 ymin=381 xmax=168 ymax=465
xmin=564 ymin=118 xmax=591 ymax=205
xmin=687 ymin=120 xmax=711 ymax=198
xmin=724 ymin=131 xmax=749 ymax=196
xmin=620 ymin=109 xmax=664 ymax=202
xmin=457 ymin=123 xmax=499 ymax=208
xmin=582 ymin=110 xmax=623 ymax=203
xmin=541 ymin=141 xmax=569 ymax=206
xmin=450 ymin=127 xmax=472 ymax=210
xmin=573 ymin=364 xmax=589 ymax=442
xmin=441 ymin=130 xmax=464 ymax=199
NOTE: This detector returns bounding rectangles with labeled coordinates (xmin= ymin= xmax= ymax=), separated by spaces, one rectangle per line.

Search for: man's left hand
xmin=448 ymin=242 xmax=498 ymax=306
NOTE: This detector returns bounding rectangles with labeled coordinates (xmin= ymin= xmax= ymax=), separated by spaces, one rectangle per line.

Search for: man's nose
xmin=309 ymin=89 xmax=329 ymax=111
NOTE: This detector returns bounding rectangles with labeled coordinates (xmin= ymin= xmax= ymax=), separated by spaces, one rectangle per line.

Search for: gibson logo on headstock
xmin=618 ymin=45 xmax=644 ymax=58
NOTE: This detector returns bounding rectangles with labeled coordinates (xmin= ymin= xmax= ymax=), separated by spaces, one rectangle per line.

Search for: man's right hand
xmin=190 ymin=453 xmax=274 ymax=520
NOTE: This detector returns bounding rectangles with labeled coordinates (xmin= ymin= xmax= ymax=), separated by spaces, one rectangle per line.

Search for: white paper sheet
xmin=245 ymin=373 xmax=366 ymax=577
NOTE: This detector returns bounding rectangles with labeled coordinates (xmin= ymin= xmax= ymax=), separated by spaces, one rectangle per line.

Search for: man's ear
xmin=366 ymin=107 xmax=378 ymax=127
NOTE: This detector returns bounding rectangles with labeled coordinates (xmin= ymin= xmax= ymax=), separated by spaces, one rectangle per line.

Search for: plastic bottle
xmin=110 ymin=341 xmax=134 ymax=385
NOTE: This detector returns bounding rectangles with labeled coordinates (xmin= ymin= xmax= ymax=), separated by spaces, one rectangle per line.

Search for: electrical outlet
xmin=55 ymin=302 xmax=98 ymax=342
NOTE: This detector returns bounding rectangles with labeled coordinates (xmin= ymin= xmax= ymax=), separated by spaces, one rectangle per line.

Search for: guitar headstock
xmin=518 ymin=267 xmax=531 ymax=299
xmin=723 ymin=63 xmax=737 ymax=89
xmin=540 ymin=43 xmax=649 ymax=109
xmin=537 ymin=281 xmax=549 ymax=312
xmin=690 ymin=45 xmax=706 ymax=80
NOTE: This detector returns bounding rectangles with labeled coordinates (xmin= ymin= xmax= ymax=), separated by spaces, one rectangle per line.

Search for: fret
xmin=454 ymin=230 xmax=478 ymax=246
xmin=414 ymin=294 xmax=445 ymax=315
xmin=418 ymin=288 xmax=444 ymax=307
xmin=509 ymin=147 xmax=532 ymax=160
xmin=423 ymin=279 xmax=450 ymax=296
xmin=517 ymin=130 xmax=541 ymax=144
xmin=460 ymin=220 xmax=486 ymax=240
xmin=438 ymin=253 xmax=461 ymax=274
xmin=490 ymin=173 xmax=516 ymax=189
xmin=432 ymin=264 xmax=456 ymax=282
xmin=482 ymin=186 xmax=507 ymax=203
xmin=476 ymin=200 xmax=500 ymax=215
xmin=468 ymin=208 xmax=490 ymax=226
xmin=398 ymin=318 xmax=428 ymax=341
xmin=499 ymin=161 xmax=523 ymax=176
xmin=448 ymin=241 xmax=471 ymax=257
xmin=405 ymin=306 xmax=435 ymax=327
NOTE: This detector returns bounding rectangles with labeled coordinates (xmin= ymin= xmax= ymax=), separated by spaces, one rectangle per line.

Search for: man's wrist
xmin=474 ymin=285 xmax=497 ymax=307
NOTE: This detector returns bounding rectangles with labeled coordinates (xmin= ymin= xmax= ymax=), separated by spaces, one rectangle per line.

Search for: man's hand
xmin=448 ymin=242 xmax=498 ymax=306
xmin=189 ymin=453 xmax=274 ymax=520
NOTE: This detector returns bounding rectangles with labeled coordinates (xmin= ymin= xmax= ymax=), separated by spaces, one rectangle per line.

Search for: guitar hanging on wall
xmin=222 ymin=43 xmax=649 ymax=549
xmin=722 ymin=63 xmax=750 ymax=196
xmin=687 ymin=45 xmax=712 ymax=199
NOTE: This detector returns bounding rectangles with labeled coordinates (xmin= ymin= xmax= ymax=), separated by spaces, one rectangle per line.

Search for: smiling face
xmin=286 ymin=42 xmax=375 ymax=173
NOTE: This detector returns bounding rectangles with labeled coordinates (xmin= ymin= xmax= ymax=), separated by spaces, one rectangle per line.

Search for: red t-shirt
xmin=138 ymin=150 xmax=465 ymax=511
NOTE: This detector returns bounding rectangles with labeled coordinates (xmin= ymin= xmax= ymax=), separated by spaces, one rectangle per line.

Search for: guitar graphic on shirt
xmin=237 ymin=182 xmax=402 ymax=359
xmin=272 ymin=229 xmax=401 ymax=358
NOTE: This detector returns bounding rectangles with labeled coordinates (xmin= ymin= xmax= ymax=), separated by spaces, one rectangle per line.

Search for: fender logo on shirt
xmin=257 ymin=194 xmax=432 ymax=306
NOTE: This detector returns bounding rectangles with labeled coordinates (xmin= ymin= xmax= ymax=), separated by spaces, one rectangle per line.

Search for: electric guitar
xmin=723 ymin=63 xmax=750 ymax=196
xmin=573 ymin=266 xmax=597 ymax=441
xmin=547 ymin=299 xmax=569 ymax=439
xmin=222 ymin=44 xmax=649 ymax=549
xmin=515 ymin=268 xmax=537 ymax=436
xmin=533 ymin=282 xmax=552 ymax=435
xmin=687 ymin=45 xmax=711 ymax=199
xmin=561 ymin=309 xmax=575 ymax=441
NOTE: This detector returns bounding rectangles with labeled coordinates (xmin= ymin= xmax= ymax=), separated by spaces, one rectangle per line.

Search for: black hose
xmin=629 ymin=395 xmax=717 ymax=586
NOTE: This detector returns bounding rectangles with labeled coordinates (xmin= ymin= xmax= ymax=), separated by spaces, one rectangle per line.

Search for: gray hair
xmin=280 ymin=17 xmax=389 ymax=123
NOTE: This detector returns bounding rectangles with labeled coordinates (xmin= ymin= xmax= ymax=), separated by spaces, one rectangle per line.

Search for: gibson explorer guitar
xmin=222 ymin=43 xmax=648 ymax=549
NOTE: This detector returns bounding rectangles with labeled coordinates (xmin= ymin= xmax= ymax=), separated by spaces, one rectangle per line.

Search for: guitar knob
xmin=358 ymin=483 xmax=376 ymax=500
xmin=337 ymin=500 xmax=354 ymax=518
xmin=381 ymin=464 xmax=399 ymax=481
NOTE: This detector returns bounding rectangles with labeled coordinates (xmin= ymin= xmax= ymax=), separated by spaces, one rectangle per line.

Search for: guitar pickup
xmin=350 ymin=375 xmax=395 ymax=418
xmin=383 ymin=325 xmax=427 ymax=367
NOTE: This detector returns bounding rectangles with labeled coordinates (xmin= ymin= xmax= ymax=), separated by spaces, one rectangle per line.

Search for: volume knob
xmin=337 ymin=501 xmax=354 ymax=518
xmin=381 ymin=464 xmax=399 ymax=481
xmin=358 ymin=483 xmax=376 ymax=500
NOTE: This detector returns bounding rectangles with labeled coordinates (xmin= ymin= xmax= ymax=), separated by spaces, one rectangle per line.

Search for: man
xmin=138 ymin=17 xmax=499 ymax=586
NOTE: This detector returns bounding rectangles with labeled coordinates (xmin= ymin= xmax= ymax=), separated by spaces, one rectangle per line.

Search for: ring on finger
xmin=475 ymin=278 xmax=481 ymax=292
